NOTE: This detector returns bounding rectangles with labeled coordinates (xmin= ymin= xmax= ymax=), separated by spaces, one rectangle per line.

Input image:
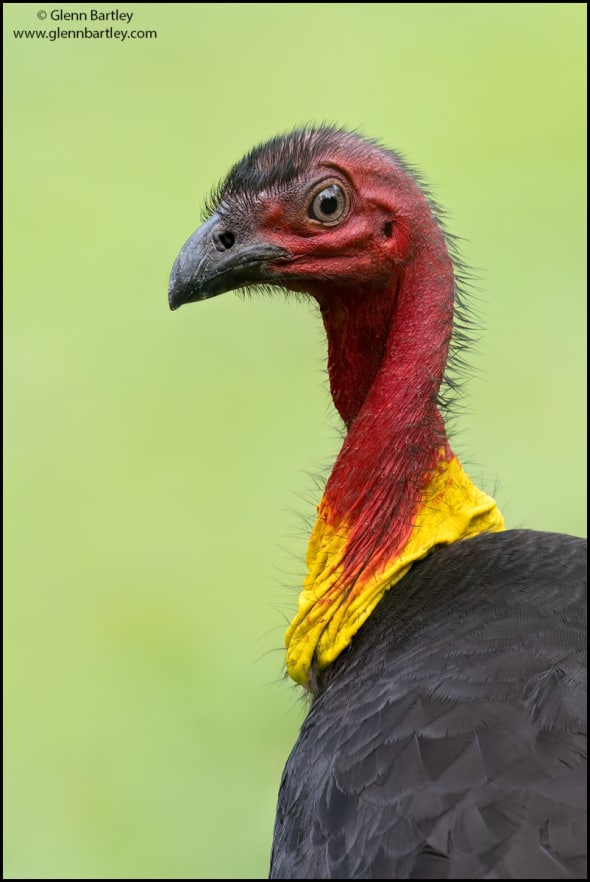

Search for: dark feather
xmin=271 ymin=531 xmax=586 ymax=879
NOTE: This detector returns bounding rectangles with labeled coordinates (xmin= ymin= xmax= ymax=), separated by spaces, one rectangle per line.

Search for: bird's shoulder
xmin=271 ymin=530 xmax=587 ymax=879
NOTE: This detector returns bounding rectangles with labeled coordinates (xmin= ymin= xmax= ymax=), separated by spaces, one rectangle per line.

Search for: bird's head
xmin=169 ymin=126 xmax=453 ymax=427
xmin=169 ymin=126 xmax=437 ymax=309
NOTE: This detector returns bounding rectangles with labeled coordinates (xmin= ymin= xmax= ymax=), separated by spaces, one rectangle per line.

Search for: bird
xmin=168 ymin=127 xmax=587 ymax=879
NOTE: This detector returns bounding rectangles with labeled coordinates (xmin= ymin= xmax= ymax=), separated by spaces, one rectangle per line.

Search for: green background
xmin=4 ymin=3 xmax=586 ymax=879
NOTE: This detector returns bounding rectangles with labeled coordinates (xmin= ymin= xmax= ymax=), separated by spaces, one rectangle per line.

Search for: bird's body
xmin=273 ymin=530 xmax=586 ymax=878
xmin=169 ymin=127 xmax=587 ymax=878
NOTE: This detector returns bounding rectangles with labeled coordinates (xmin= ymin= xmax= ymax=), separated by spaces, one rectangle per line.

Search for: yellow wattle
xmin=285 ymin=452 xmax=505 ymax=686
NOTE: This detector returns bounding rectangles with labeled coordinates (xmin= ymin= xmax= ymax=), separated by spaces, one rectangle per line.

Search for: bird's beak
xmin=168 ymin=212 xmax=291 ymax=310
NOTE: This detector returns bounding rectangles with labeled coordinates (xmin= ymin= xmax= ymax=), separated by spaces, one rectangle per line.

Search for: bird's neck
xmin=319 ymin=233 xmax=455 ymax=534
xmin=285 ymin=230 xmax=505 ymax=687
xmin=319 ymin=236 xmax=453 ymax=432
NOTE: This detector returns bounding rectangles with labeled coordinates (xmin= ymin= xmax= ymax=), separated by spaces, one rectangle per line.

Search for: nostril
xmin=214 ymin=230 xmax=236 ymax=251
xmin=219 ymin=231 xmax=235 ymax=249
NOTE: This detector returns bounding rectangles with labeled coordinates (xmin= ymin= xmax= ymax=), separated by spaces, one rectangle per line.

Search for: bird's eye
xmin=308 ymin=183 xmax=348 ymax=225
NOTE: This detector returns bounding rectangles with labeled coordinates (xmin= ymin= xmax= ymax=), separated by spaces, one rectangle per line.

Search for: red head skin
xmin=222 ymin=133 xmax=456 ymax=582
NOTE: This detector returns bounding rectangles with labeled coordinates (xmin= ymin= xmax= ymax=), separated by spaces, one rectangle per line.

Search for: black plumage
xmin=272 ymin=531 xmax=586 ymax=878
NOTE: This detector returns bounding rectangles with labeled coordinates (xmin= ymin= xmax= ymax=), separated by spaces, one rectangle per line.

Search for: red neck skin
xmin=316 ymin=223 xmax=455 ymax=581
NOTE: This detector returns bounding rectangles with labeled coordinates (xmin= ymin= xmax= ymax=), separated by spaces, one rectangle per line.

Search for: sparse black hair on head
xmin=203 ymin=125 xmax=388 ymax=217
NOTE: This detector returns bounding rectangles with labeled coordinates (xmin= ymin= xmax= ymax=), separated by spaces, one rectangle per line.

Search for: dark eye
xmin=308 ymin=183 xmax=348 ymax=224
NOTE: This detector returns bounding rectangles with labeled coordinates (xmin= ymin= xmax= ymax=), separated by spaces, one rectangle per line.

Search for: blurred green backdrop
xmin=4 ymin=3 xmax=586 ymax=879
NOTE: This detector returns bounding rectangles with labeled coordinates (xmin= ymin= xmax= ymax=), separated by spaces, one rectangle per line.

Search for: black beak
xmin=168 ymin=212 xmax=291 ymax=311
